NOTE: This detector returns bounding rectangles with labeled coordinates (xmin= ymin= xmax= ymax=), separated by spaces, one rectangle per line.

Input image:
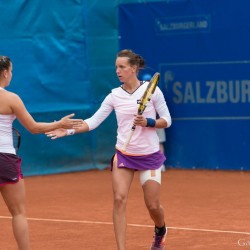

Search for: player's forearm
xmin=155 ymin=118 xmax=168 ymax=129
xmin=27 ymin=121 xmax=62 ymax=134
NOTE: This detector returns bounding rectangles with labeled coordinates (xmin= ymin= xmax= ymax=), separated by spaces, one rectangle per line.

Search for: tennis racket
xmin=12 ymin=128 xmax=21 ymax=153
xmin=122 ymin=72 xmax=160 ymax=151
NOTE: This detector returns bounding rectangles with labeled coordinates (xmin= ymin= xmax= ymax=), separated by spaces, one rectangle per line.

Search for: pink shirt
xmin=85 ymin=82 xmax=172 ymax=155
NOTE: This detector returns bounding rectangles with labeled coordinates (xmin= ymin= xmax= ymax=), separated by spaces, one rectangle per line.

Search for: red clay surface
xmin=0 ymin=169 xmax=250 ymax=250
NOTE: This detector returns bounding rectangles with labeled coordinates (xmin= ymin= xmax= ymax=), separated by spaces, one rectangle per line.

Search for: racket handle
xmin=122 ymin=127 xmax=135 ymax=151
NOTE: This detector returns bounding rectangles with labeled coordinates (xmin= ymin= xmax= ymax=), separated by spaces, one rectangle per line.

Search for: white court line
xmin=1 ymin=215 xmax=250 ymax=235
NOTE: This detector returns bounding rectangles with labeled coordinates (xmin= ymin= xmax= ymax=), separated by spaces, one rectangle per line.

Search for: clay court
xmin=1 ymin=168 xmax=250 ymax=250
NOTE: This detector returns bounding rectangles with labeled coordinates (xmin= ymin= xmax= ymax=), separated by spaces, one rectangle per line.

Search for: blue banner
xmin=0 ymin=1 xmax=89 ymax=113
xmin=0 ymin=1 xmax=110 ymax=175
xmin=119 ymin=0 xmax=250 ymax=170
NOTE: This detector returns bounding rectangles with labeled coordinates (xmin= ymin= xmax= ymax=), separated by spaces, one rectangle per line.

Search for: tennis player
xmin=0 ymin=55 xmax=83 ymax=250
xmin=46 ymin=49 xmax=172 ymax=250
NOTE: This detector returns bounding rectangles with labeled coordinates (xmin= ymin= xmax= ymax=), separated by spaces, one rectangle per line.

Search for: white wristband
xmin=66 ymin=129 xmax=75 ymax=136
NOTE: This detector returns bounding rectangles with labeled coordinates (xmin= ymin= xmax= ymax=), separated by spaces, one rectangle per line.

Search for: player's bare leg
xmin=112 ymin=157 xmax=134 ymax=250
xmin=142 ymin=180 xmax=166 ymax=249
xmin=0 ymin=179 xmax=29 ymax=250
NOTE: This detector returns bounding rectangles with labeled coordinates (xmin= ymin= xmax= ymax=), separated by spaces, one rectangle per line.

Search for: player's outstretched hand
xmin=46 ymin=129 xmax=67 ymax=140
xmin=60 ymin=113 xmax=84 ymax=129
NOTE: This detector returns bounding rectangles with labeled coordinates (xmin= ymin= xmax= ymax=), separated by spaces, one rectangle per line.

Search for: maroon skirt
xmin=111 ymin=150 xmax=166 ymax=171
xmin=0 ymin=153 xmax=23 ymax=186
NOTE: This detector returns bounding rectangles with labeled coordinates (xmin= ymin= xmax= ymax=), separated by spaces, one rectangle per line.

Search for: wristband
xmin=146 ymin=118 xmax=156 ymax=127
xmin=66 ymin=129 xmax=75 ymax=136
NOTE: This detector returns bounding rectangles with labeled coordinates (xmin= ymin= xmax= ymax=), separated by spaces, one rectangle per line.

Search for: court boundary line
xmin=1 ymin=215 xmax=250 ymax=235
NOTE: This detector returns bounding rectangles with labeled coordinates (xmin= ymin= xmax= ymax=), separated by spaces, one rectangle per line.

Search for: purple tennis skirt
xmin=111 ymin=149 xmax=166 ymax=171
xmin=0 ymin=153 xmax=23 ymax=186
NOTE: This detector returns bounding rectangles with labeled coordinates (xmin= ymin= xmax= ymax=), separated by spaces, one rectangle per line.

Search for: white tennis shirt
xmin=85 ymin=82 xmax=172 ymax=155
xmin=0 ymin=87 xmax=16 ymax=154
xmin=0 ymin=114 xmax=16 ymax=154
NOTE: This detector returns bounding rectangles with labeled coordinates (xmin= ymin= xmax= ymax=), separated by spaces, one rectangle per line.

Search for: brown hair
xmin=117 ymin=49 xmax=145 ymax=72
xmin=0 ymin=56 xmax=11 ymax=73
